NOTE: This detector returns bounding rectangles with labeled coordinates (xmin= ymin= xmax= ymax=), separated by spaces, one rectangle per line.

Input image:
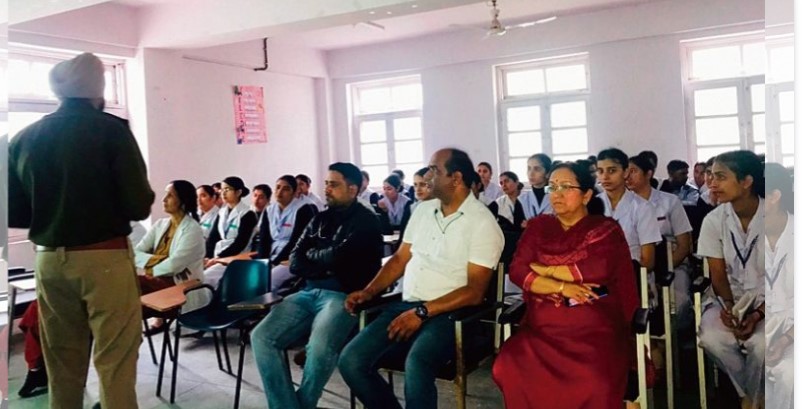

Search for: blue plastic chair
xmin=168 ymin=260 xmax=271 ymax=409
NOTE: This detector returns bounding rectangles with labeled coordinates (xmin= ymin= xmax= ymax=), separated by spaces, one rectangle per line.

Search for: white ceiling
xmin=278 ymin=0 xmax=656 ymax=50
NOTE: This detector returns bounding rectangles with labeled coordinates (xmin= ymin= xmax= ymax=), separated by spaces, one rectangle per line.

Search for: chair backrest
xmin=484 ymin=262 xmax=504 ymax=305
xmin=216 ymin=259 xmax=271 ymax=306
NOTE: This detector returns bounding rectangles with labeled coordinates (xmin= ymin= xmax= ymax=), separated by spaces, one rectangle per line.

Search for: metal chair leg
xmin=662 ymin=286 xmax=675 ymax=409
xmin=170 ymin=323 xmax=182 ymax=403
xmin=144 ymin=318 xmax=158 ymax=365
xmin=212 ymin=331 xmax=224 ymax=372
xmin=156 ymin=321 xmax=171 ymax=397
xmin=234 ymin=330 xmax=247 ymax=409
xmin=455 ymin=320 xmax=467 ymax=409
xmin=222 ymin=328 xmax=234 ymax=374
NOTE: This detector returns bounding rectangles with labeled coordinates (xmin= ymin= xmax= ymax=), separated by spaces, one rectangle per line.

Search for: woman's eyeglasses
xmin=546 ymin=184 xmax=582 ymax=194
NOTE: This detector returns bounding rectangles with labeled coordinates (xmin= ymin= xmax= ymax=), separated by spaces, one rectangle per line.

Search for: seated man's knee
xmin=338 ymin=342 xmax=369 ymax=380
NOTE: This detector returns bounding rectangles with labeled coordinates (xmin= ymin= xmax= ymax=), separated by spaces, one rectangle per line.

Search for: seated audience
xmin=410 ymin=166 xmax=433 ymax=211
xmin=764 ymin=163 xmax=793 ymax=409
xmin=477 ymin=161 xmax=503 ymax=204
xmin=697 ymin=150 xmax=765 ymax=409
xmin=519 ymin=153 xmax=553 ymax=222
xmin=339 ymin=148 xmax=504 ymax=409
xmin=212 ymin=182 xmax=224 ymax=208
xmin=596 ymin=148 xmax=661 ymax=271
xmin=204 ymin=176 xmax=258 ymax=287
xmin=493 ymin=160 xmax=638 ymax=409
xmin=691 ymin=161 xmax=709 ymax=194
xmin=377 ymin=174 xmax=412 ymax=235
xmin=391 ymin=169 xmax=416 ymax=201
xmin=488 ymin=171 xmax=526 ymax=232
xmin=296 ymin=174 xmax=326 ymax=211
xmin=135 ymin=180 xmax=206 ymax=325
xmin=659 ymin=159 xmax=700 ymax=206
xmin=196 ymin=184 xmax=220 ymax=240
xmin=358 ymin=170 xmax=381 ymax=206
xmin=250 ymin=184 xmax=272 ymax=251
xmin=260 ymin=175 xmax=316 ymax=293
xmin=250 ymin=162 xmax=383 ymax=409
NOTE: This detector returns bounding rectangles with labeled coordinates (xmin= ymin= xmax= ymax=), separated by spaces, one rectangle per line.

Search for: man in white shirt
xmin=477 ymin=161 xmax=503 ymax=205
xmin=340 ymin=148 xmax=504 ymax=409
xmin=295 ymin=174 xmax=325 ymax=211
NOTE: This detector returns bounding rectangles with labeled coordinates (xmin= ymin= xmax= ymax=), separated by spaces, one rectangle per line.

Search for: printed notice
xmin=233 ymin=85 xmax=267 ymax=144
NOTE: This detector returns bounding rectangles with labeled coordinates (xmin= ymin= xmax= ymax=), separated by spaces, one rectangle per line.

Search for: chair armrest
xmin=8 ymin=267 xmax=34 ymax=281
xmin=227 ymin=292 xmax=284 ymax=311
xmin=632 ymin=308 xmax=650 ymax=334
xmin=498 ymin=299 xmax=526 ymax=325
xmin=448 ymin=301 xmax=499 ymax=323
xmin=353 ymin=292 xmax=402 ymax=314
xmin=690 ymin=276 xmax=711 ymax=293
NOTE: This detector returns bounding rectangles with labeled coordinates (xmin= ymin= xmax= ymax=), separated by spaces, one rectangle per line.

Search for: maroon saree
xmin=493 ymin=214 xmax=638 ymax=409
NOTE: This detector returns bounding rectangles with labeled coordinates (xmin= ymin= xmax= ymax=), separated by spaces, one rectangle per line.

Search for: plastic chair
xmin=171 ymin=260 xmax=271 ymax=409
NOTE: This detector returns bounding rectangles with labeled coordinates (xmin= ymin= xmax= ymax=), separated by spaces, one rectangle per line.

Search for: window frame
xmin=349 ymin=76 xmax=424 ymax=187
xmin=496 ymin=53 xmax=591 ymax=174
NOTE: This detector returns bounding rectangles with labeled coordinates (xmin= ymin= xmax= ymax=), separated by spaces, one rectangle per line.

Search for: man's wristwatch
xmin=414 ymin=305 xmax=429 ymax=321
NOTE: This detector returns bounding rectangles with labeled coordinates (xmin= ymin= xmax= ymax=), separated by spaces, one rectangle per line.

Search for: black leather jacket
xmin=289 ymin=200 xmax=383 ymax=293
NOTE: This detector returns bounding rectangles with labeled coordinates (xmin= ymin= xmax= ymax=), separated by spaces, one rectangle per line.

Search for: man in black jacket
xmin=250 ymin=162 xmax=383 ymax=409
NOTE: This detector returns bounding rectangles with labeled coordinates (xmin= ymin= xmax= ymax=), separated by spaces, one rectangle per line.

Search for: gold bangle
xmin=558 ymin=281 xmax=565 ymax=294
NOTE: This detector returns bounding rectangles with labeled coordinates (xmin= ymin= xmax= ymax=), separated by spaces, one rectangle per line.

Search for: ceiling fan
xmin=453 ymin=0 xmax=556 ymax=37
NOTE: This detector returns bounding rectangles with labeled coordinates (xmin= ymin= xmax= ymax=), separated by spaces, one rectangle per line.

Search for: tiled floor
xmin=7 ymin=326 xmax=504 ymax=409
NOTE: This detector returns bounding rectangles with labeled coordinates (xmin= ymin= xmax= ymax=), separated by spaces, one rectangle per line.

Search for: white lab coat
xmin=134 ymin=216 xmax=205 ymax=283
xmin=198 ymin=205 xmax=220 ymax=240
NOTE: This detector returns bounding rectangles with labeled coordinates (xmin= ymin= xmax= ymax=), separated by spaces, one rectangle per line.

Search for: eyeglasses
xmin=546 ymin=184 xmax=582 ymax=194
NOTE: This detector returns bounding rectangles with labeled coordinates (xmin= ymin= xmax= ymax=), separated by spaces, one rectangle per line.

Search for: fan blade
xmin=356 ymin=21 xmax=386 ymax=31
xmin=506 ymin=15 xmax=557 ymax=30
xmin=449 ymin=23 xmax=491 ymax=32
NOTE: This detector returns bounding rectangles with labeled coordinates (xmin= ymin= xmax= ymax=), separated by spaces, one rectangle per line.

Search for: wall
xmin=138 ymin=44 xmax=324 ymax=219
xmin=326 ymin=0 xmax=764 ymax=178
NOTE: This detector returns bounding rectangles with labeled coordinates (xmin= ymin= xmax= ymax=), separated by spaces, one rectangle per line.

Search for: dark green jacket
xmin=8 ymin=99 xmax=154 ymax=247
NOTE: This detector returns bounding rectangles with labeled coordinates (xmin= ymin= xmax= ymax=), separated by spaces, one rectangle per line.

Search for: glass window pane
xmin=509 ymin=158 xmax=529 ymax=182
xmin=769 ymin=46 xmax=794 ymax=83
xmin=8 ymin=59 xmax=30 ymax=97
xmin=508 ymin=132 xmax=542 ymax=157
xmin=553 ymin=154 xmax=588 ymax=162
xmin=754 ymin=143 xmax=766 ymax=155
xmin=9 ymin=112 xmax=47 ymax=139
xmin=551 ymin=101 xmax=586 ymax=127
xmin=752 ymin=114 xmax=765 ymax=143
xmin=507 ymin=106 xmax=540 ymax=132
xmin=31 ymin=62 xmax=55 ymax=98
xmin=362 ymin=165 xmax=389 ymax=188
xmin=545 ymin=64 xmax=586 ymax=92
xmin=359 ymin=120 xmax=387 ymax=143
xmin=552 ymin=128 xmax=589 ymax=154
xmin=505 ymin=69 xmax=545 ymax=96
xmin=393 ymin=117 xmax=422 ymax=141
xmin=361 ymin=143 xmax=388 ymax=165
xmin=694 ymin=88 xmax=738 ymax=116
xmin=742 ymin=42 xmax=766 ymax=76
xmin=697 ymin=146 xmax=739 ymax=162
xmin=358 ymin=87 xmax=391 ymax=114
xmin=750 ymin=84 xmax=765 ymax=113
xmin=391 ymin=83 xmax=422 ymax=111
xmin=695 ymin=117 xmax=740 ymax=146
xmin=779 ymin=91 xmax=794 ymax=122
xmin=395 ymin=140 xmax=423 ymax=164
xmin=782 ymin=156 xmax=794 ymax=167
xmin=781 ymin=124 xmax=794 ymax=155
xmin=691 ymin=46 xmax=741 ymax=80
xmin=395 ymin=163 xmax=425 ymax=183
xmin=104 ymin=69 xmax=115 ymax=103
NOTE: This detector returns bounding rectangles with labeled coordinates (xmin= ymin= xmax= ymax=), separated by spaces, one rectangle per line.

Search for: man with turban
xmin=9 ymin=52 xmax=154 ymax=409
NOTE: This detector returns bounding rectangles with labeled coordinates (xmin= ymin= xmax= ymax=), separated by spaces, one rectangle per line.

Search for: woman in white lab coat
xmin=203 ymin=176 xmax=258 ymax=288
xmin=196 ymin=184 xmax=220 ymax=240
xmin=134 ymin=180 xmax=206 ymax=328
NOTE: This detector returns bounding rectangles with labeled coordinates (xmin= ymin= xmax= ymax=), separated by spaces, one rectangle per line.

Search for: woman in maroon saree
xmin=493 ymin=161 xmax=639 ymax=409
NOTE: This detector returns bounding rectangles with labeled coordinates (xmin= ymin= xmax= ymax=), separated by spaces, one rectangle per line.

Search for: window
xmin=683 ymin=34 xmax=765 ymax=163
xmin=8 ymin=44 xmax=127 ymax=139
xmin=496 ymin=54 xmax=590 ymax=179
xmin=764 ymin=37 xmax=794 ymax=166
xmin=350 ymin=76 xmax=424 ymax=187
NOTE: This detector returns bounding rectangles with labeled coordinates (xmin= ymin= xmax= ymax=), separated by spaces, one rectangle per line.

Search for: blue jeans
xmin=250 ymin=289 xmax=356 ymax=409
xmin=338 ymin=301 xmax=456 ymax=409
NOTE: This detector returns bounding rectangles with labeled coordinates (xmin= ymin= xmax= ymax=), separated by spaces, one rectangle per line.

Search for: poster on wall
xmin=233 ymin=85 xmax=267 ymax=144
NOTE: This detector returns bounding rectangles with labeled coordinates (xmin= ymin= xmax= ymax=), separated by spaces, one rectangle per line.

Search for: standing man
xmin=8 ymin=53 xmax=154 ymax=409
xmin=250 ymin=163 xmax=383 ymax=409
xmin=339 ymin=148 xmax=504 ymax=409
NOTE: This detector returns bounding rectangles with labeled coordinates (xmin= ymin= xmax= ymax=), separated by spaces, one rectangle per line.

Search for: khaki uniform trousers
xmin=36 ymin=246 xmax=142 ymax=409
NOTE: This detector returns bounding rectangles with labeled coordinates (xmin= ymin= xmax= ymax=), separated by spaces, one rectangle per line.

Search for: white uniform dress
xmin=598 ymin=190 xmax=662 ymax=261
xmin=697 ymin=198 xmax=765 ymax=401
xmin=765 ymin=212 xmax=793 ymax=409
xmin=519 ymin=187 xmax=552 ymax=219
xmin=646 ymin=188 xmax=694 ymax=327
xmin=198 ymin=205 xmax=220 ymax=240
xmin=204 ymin=201 xmax=258 ymax=288
xmin=481 ymin=182 xmax=503 ymax=205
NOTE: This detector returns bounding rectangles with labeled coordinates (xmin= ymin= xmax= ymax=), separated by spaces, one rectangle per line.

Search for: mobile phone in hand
xmin=565 ymin=285 xmax=609 ymax=307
